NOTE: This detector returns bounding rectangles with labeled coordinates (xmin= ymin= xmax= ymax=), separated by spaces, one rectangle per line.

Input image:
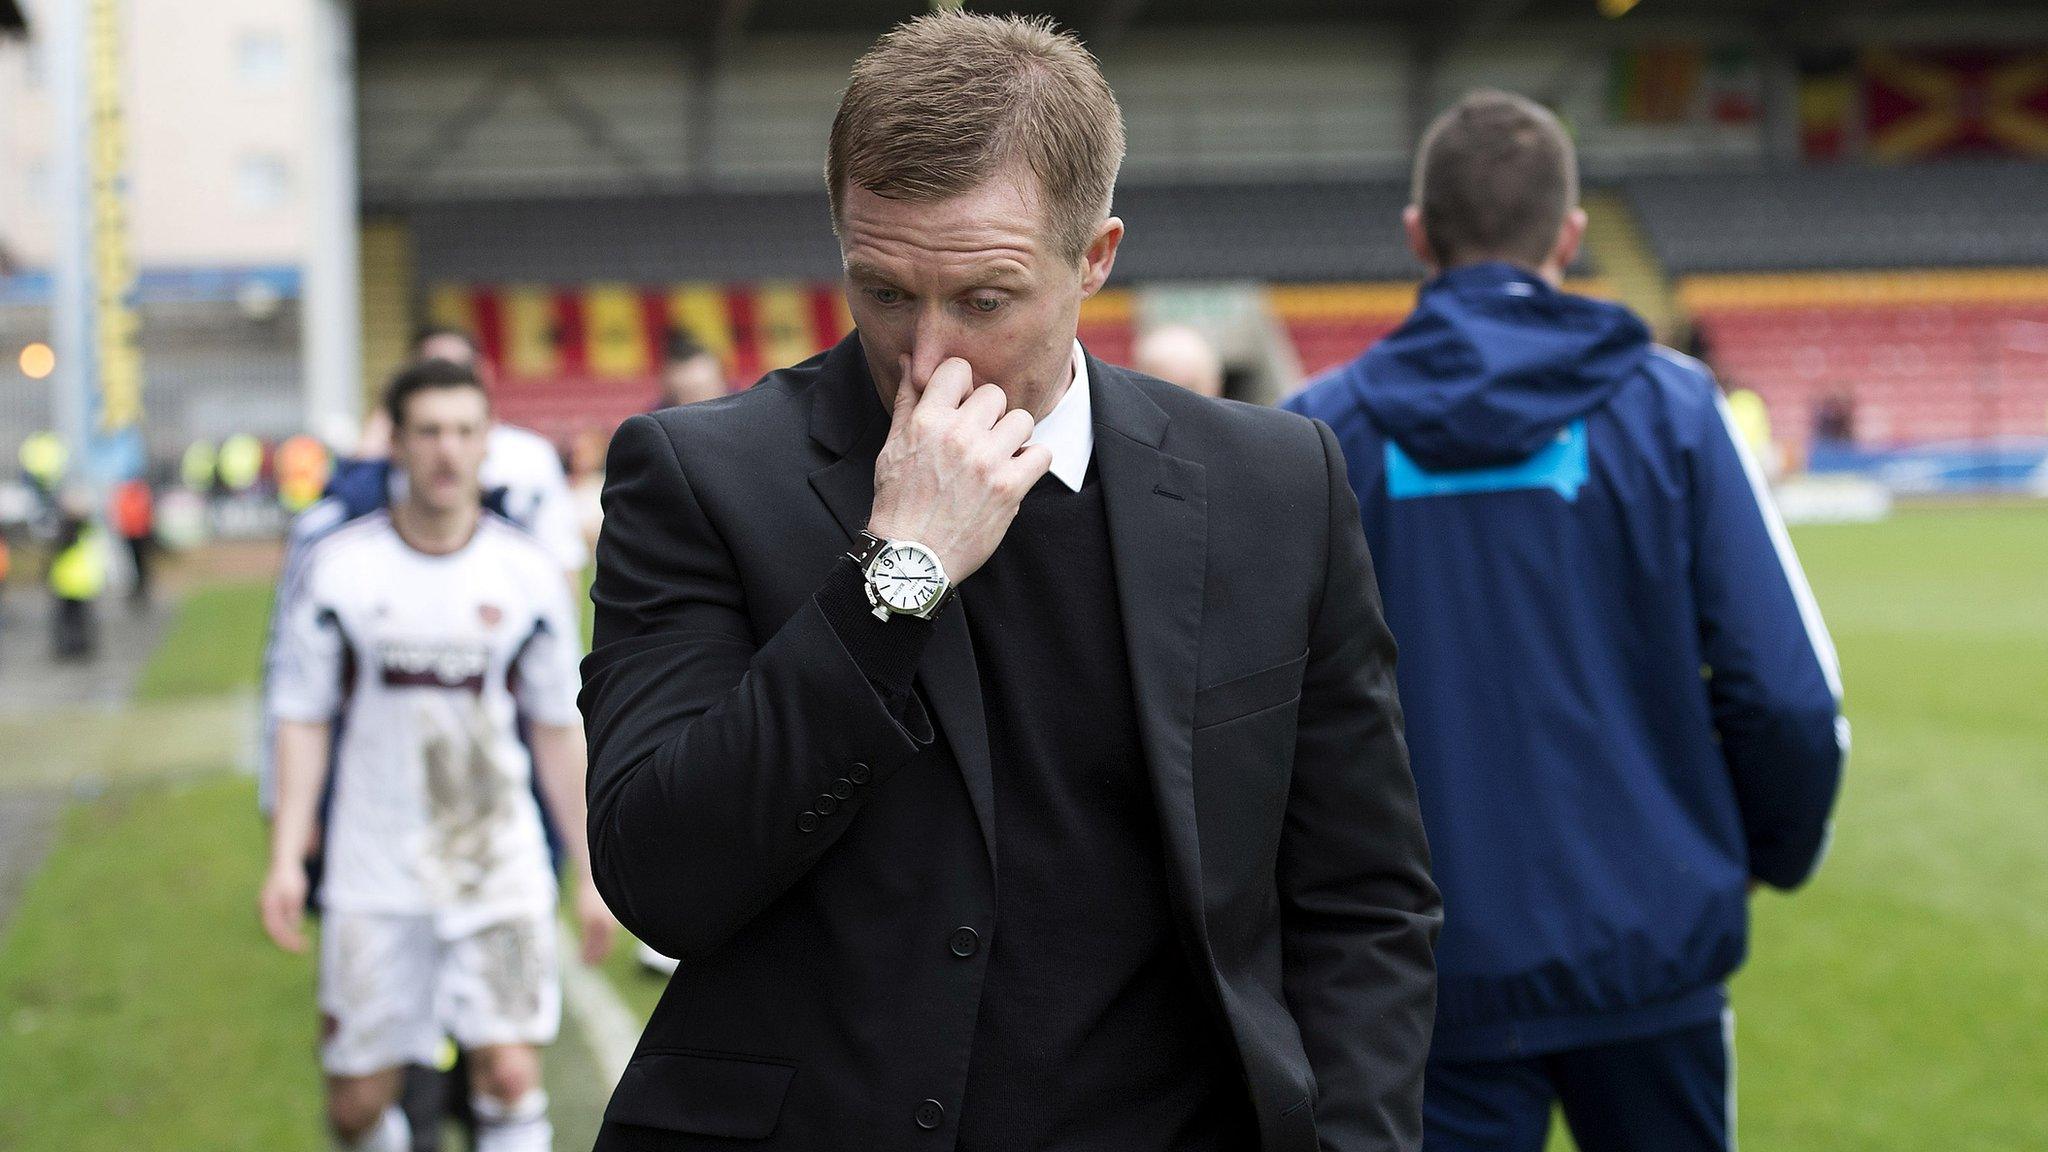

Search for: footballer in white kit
xmin=261 ymin=360 xmax=613 ymax=1152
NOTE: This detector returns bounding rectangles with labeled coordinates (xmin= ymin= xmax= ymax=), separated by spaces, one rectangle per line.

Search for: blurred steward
xmin=47 ymin=486 xmax=105 ymax=661
xmin=1692 ymin=324 xmax=1777 ymax=477
xmin=110 ymin=476 xmax=155 ymax=610
xmin=19 ymin=430 xmax=66 ymax=505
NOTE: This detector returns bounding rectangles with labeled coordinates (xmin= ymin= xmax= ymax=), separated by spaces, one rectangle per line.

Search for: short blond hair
xmin=827 ymin=11 xmax=1125 ymax=262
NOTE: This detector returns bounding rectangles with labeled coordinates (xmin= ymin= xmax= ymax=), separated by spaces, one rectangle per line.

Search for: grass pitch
xmin=0 ymin=506 xmax=2041 ymax=1149
xmin=1720 ymin=505 xmax=2048 ymax=1150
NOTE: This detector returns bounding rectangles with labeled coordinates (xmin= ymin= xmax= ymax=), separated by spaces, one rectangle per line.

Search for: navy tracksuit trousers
xmin=1423 ymin=1015 xmax=1735 ymax=1152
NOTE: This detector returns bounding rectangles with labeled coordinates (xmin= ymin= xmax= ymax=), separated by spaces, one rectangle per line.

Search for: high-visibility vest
xmin=217 ymin=434 xmax=263 ymax=492
xmin=181 ymin=440 xmax=218 ymax=491
xmin=1727 ymin=388 xmax=1773 ymax=460
xmin=20 ymin=431 xmax=66 ymax=488
xmin=50 ymin=526 xmax=106 ymax=601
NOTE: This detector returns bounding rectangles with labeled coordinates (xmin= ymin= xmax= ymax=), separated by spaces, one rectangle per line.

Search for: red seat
xmin=1697 ymin=297 xmax=2048 ymax=449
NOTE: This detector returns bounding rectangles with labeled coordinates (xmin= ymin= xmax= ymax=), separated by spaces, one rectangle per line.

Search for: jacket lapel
xmin=1089 ymin=356 xmax=1213 ymax=959
xmin=804 ymin=336 xmax=999 ymax=878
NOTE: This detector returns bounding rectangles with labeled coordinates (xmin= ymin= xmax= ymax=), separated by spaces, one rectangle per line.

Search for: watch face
xmin=873 ymin=545 xmax=944 ymax=612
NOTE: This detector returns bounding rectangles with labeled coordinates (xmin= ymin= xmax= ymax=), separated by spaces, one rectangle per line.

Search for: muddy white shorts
xmin=317 ymin=907 xmax=561 ymax=1077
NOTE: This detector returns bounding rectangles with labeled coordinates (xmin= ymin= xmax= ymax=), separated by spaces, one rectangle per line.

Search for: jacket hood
xmin=1351 ymin=262 xmax=1650 ymax=470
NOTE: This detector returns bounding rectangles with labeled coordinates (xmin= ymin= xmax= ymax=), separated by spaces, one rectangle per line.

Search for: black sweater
xmin=818 ymin=467 xmax=1253 ymax=1149
xmin=954 ymin=468 xmax=1250 ymax=1151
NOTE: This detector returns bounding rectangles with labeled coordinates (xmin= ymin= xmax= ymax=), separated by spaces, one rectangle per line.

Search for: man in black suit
xmin=581 ymin=12 xmax=1440 ymax=1151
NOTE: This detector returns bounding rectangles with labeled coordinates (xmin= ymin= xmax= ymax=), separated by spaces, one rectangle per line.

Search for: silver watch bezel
xmin=859 ymin=537 xmax=950 ymax=620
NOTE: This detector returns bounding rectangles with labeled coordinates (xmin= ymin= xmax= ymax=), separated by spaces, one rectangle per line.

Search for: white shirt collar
xmin=1026 ymin=340 xmax=1094 ymax=493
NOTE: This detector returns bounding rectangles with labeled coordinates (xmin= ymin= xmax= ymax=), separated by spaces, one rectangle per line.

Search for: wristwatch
xmin=848 ymin=530 xmax=954 ymax=621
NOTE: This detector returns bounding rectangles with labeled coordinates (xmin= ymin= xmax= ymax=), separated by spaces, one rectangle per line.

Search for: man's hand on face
xmin=868 ymin=356 xmax=1054 ymax=584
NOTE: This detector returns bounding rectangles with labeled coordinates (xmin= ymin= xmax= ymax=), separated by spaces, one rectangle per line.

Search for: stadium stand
xmin=405 ymin=180 xmax=1427 ymax=286
xmin=1624 ymin=162 xmax=2048 ymax=274
xmin=419 ymin=277 xmax=1137 ymax=443
xmin=1679 ymin=270 xmax=2048 ymax=454
xmin=1613 ymin=164 xmax=2048 ymax=456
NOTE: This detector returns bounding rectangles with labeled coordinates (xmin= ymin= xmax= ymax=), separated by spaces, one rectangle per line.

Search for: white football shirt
xmin=269 ymin=511 xmax=581 ymax=933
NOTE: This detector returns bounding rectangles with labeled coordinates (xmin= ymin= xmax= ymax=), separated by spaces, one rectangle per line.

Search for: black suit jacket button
xmin=948 ymin=927 xmax=979 ymax=958
xmin=831 ymin=778 xmax=855 ymax=800
xmin=815 ymin=794 xmax=840 ymax=816
xmin=914 ymin=1099 xmax=945 ymax=1130
xmin=797 ymin=811 xmax=820 ymax=833
xmin=849 ymin=763 xmax=872 ymax=785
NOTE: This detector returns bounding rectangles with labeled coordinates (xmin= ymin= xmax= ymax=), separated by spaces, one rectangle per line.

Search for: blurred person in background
xmin=650 ymin=331 xmax=729 ymax=410
xmin=1286 ymin=89 xmax=1845 ymax=1152
xmin=260 ymin=359 xmax=615 ymax=1152
xmin=1813 ymin=390 xmax=1857 ymax=447
xmin=261 ymin=324 xmax=587 ymax=1152
xmin=567 ymin=427 xmax=609 ymax=555
xmin=1690 ymin=326 xmax=1777 ymax=479
xmin=342 ymin=326 xmax=586 ymax=579
xmin=1132 ymin=323 xmax=1226 ymax=398
xmin=110 ymin=475 xmax=155 ymax=610
xmin=47 ymin=484 xmax=105 ymax=660
xmin=18 ymin=429 xmax=66 ymax=509
xmin=0 ymin=530 xmax=12 ymax=645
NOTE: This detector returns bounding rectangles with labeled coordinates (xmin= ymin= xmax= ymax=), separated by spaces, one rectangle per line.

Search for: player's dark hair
xmin=1413 ymin=89 xmax=1577 ymax=270
xmin=384 ymin=358 xmax=489 ymax=430
xmin=664 ymin=330 xmax=712 ymax=366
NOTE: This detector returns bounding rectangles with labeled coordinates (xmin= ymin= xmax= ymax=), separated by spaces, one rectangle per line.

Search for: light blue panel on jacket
xmin=1384 ymin=420 xmax=1589 ymax=502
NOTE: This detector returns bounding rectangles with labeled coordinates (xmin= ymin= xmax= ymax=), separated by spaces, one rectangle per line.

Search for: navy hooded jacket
xmin=1284 ymin=263 xmax=1845 ymax=1061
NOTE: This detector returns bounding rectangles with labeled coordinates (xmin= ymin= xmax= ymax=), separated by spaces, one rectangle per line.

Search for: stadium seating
xmin=1266 ymin=284 xmax=1410 ymax=378
xmin=445 ymin=280 xmax=1140 ymax=446
xmin=406 ymin=180 xmax=1432 ymax=286
xmin=1681 ymin=271 xmax=2048 ymax=454
xmin=1624 ymin=163 xmax=2048 ymax=275
xmin=410 ymin=170 xmax=2048 ymax=457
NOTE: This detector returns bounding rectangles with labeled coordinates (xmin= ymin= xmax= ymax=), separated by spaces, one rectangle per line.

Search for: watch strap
xmin=847 ymin=529 xmax=889 ymax=569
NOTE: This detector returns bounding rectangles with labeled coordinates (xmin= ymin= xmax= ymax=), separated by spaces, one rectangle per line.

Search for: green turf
xmin=600 ymin=930 xmax=672 ymax=1023
xmin=0 ymin=774 xmax=324 ymax=1151
xmin=133 ymin=580 xmax=273 ymax=701
xmin=1723 ymin=506 xmax=2048 ymax=1150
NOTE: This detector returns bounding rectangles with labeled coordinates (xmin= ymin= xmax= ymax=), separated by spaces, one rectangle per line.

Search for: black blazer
xmin=582 ymin=334 xmax=1440 ymax=1151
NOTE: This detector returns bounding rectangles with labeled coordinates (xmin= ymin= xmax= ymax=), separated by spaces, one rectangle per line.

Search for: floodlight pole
xmin=48 ymin=0 xmax=88 ymax=474
xmin=303 ymin=0 xmax=362 ymax=437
